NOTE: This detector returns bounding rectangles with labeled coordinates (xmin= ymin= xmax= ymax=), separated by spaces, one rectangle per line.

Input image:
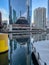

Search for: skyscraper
xmin=9 ymin=0 xmax=32 ymax=24
xmin=34 ymin=7 xmax=46 ymax=42
xmin=0 ymin=12 xmax=2 ymax=25
xmin=34 ymin=7 xmax=46 ymax=29
xmin=48 ymin=0 xmax=49 ymax=21
xmin=47 ymin=0 xmax=49 ymax=27
xmin=0 ymin=12 xmax=2 ymax=28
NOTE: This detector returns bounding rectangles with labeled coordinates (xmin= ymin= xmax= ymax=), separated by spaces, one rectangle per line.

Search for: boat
xmin=0 ymin=34 xmax=8 ymax=53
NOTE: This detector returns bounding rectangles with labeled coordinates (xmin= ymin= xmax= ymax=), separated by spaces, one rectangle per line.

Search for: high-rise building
xmin=9 ymin=0 xmax=32 ymax=24
xmin=47 ymin=0 xmax=49 ymax=27
xmin=48 ymin=0 xmax=49 ymax=21
xmin=0 ymin=12 xmax=2 ymax=28
xmin=34 ymin=7 xmax=46 ymax=42
xmin=34 ymin=7 xmax=46 ymax=29
xmin=0 ymin=12 xmax=2 ymax=25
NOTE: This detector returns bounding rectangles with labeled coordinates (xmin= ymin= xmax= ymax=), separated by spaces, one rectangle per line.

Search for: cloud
xmin=22 ymin=12 xmax=27 ymax=18
xmin=0 ymin=8 xmax=9 ymax=22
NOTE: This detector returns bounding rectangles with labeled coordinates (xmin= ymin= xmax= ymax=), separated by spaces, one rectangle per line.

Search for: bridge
xmin=0 ymin=24 xmax=47 ymax=39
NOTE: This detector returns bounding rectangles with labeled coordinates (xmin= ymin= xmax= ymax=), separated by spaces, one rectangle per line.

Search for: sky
xmin=0 ymin=0 xmax=9 ymax=22
xmin=0 ymin=0 xmax=48 ymax=23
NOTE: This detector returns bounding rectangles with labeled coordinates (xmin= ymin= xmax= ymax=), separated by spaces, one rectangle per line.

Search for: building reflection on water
xmin=8 ymin=33 xmax=47 ymax=65
xmin=33 ymin=33 xmax=46 ymax=42
xmin=0 ymin=33 xmax=48 ymax=65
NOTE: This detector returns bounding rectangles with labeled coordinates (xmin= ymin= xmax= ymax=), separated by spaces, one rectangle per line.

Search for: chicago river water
xmin=0 ymin=33 xmax=48 ymax=65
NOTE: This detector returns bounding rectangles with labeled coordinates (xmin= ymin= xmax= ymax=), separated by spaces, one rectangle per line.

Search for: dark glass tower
xmin=48 ymin=0 xmax=49 ymax=21
xmin=0 ymin=12 xmax=3 ymax=28
xmin=0 ymin=12 xmax=2 ymax=25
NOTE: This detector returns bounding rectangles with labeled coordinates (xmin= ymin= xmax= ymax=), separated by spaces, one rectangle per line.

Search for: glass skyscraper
xmin=48 ymin=0 xmax=49 ymax=21
xmin=47 ymin=0 xmax=49 ymax=27
xmin=9 ymin=0 xmax=32 ymax=24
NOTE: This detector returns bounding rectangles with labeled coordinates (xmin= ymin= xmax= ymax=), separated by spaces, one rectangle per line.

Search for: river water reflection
xmin=0 ymin=33 xmax=49 ymax=65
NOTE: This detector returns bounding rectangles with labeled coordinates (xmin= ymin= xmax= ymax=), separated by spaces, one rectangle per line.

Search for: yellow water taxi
xmin=0 ymin=34 xmax=8 ymax=53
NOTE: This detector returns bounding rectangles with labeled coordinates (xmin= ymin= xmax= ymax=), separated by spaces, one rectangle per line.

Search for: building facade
xmin=9 ymin=0 xmax=32 ymax=24
xmin=0 ymin=12 xmax=2 ymax=25
xmin=48 ymin=0 xmax=49 ymax=21
xmin=47 ymin=0 xmax=49 ymax=27
xmin=34 ymin=7 xmax=46 ymax=29
xmin=34 ymin=7 xmax=46 ymax=42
